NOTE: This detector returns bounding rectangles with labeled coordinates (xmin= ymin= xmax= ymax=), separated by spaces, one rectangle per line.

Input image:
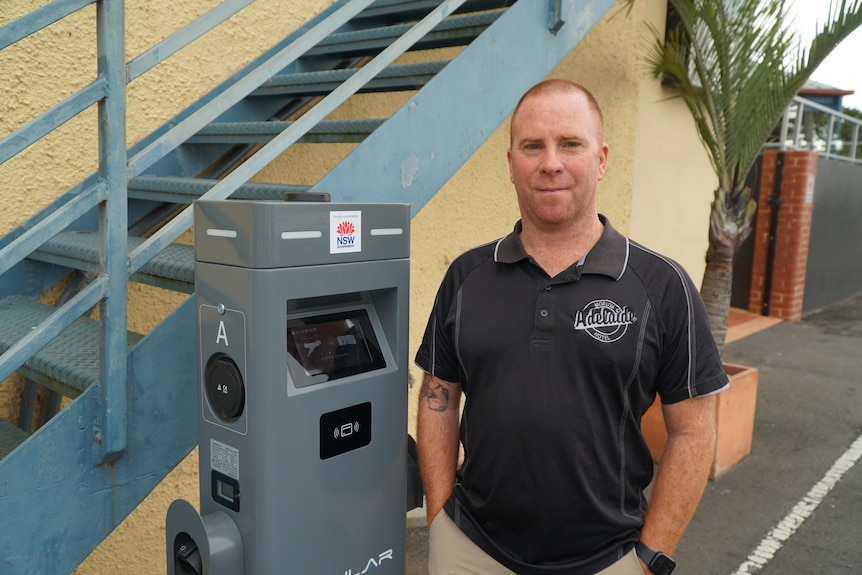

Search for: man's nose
xmin=539 ymin=148 xmax=564 ymax=172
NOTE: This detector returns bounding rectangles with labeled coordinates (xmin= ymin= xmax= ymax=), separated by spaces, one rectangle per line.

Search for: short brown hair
xmin=510 ymin=79 xmax=605 ymax=142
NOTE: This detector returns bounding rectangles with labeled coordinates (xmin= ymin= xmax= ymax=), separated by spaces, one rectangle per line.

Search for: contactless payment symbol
xmin=574 ymin=299 xmax=637 ymax=343
xmin=330 ymin=210 xmax=362 ymax=254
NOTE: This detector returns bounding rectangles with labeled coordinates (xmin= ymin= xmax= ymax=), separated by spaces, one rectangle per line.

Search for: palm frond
xmin=640 ymin=0 xmax=862 ymax=205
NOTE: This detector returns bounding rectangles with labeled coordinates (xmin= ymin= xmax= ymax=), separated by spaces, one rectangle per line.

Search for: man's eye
xmin=563 ymin=141 xmax=581 ymax=149
xmin=525 ymin=143 xmax=542 ymax=151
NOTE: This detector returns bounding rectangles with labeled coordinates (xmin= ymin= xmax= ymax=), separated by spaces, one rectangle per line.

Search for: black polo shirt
xmin=415 ymin=216 xmax=728 ymax=575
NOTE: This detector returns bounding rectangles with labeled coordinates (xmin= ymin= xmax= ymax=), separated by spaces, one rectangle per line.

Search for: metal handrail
xmin=0 ymin=0 xmax=123 ymax=458
xmin=0 ymin=0 xmax=287 ymax=461
xmin=0 ymin=0 xmax=92 ymax=50
xmin=0 ymin=183 xmax=107 ymax=278
xmin=0 ymin=278 xmax=107 ymax=385
xmin=0 ymin=0 xmax=131 ymax=461
xmin=771 ymin=95 xmax=862 ymax=165
xmin=0 ymin=78 xmax=108 ymax=165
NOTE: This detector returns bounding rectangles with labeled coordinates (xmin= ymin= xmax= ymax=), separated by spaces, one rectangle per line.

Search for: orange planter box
xmin=641 ymin=363 xmax=758 ymax=479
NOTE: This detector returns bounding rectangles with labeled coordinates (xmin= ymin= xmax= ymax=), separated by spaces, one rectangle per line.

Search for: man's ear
xmin=597 ymin=142 xmax=609 ymax=181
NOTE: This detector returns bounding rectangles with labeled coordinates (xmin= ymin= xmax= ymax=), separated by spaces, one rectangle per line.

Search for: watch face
xmin=651 ymin=553 xmax=676 ymax=575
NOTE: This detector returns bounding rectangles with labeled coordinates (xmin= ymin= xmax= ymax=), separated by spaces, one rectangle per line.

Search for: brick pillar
xmin=748 ymin=150 xmax=817 ymax=321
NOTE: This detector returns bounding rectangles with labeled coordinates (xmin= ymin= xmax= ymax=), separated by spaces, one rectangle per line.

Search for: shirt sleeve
xmin=414 ymin=263 xmax=463 ymax=385
xmin=653 ymin=264 xmax=729 ymax=404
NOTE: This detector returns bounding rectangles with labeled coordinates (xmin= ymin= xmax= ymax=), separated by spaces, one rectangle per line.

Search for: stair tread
xmin=195 ymin=118 xmax=384 ymax=135
xmin=307 ymin=9 xmax=503 ymax=56
xmin=254 ymin=61 xmax=448 ymax=96
xmin=317 ymin=10 xmax=502 ymax=46
xmin=0 ymin=417 xmax=28 ymax=459
xmin=0 ymin=297 xmax=143 ymax=396
xmin=36 ymin=233 xmax=195 ymax=287
xmin=129 ymin=176 xmax=311 ymax=202
xmin=360 ymin=0 xmax=514 ymax=20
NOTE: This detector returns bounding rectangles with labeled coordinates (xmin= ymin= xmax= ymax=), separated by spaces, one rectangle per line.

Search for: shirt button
xmin=545 ymin=286 xmax=552 ymax=291
xmin=540 ymin=309 xmax=549 ymax=317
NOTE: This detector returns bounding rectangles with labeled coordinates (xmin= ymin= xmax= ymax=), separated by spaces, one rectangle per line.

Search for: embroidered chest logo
xmin=573 ymin=299 xmax=637 ymax=343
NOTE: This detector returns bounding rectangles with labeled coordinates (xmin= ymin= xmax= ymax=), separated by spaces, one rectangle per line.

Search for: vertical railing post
xmin=96 ymin=0 xmax=128 ymax=463
xmin=793 ymin=101 xmax=804 ymax=149
xmin=779 ymin=105 xmax=790 ymax=151
xmin=549 ymin=0 xmax=565 ymax=34
xmin=826 ymin=115 xmax=836 ymax=158
xmin=851 ymin=124 xmax=860 ymax=161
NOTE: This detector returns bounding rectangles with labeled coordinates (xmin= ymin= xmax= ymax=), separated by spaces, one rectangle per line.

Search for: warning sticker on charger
xmin=210 ymin=438 xmax=239 ymax=480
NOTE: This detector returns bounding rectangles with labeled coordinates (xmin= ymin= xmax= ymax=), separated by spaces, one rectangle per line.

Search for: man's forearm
xmin=416 ymin=373 xmax=462 ymax=525
xmin=639 ymin=395 xmax=717 ymax=559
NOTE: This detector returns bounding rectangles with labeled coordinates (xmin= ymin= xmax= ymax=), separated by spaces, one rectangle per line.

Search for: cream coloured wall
xmin=628 ymin=0 xmax=717 ymax=284
xmin=0 ymin=0 xmax=715 ymax=573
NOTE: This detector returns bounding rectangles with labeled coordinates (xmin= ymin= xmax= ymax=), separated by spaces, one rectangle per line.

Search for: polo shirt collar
xmin=493 ymin=214 xmax=629 ymax=281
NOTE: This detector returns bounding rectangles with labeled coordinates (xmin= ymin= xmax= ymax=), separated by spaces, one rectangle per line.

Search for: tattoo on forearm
xmin=421 ymin=381 xmax=450 ymax=412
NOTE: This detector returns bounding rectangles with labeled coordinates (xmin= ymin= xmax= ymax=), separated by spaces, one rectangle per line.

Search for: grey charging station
xmin=166 ymin=197 xmax=419 ymax=574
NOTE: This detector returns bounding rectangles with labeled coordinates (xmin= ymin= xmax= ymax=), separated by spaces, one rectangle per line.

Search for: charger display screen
xmin=287 ymin=309 xmax=386 ymax=386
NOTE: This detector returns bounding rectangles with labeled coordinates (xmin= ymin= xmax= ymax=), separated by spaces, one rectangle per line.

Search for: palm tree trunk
xmin=700 ymin=199 xmax=742 ymax=357
xmin=700 ymin=251 xmax=733 ymax=357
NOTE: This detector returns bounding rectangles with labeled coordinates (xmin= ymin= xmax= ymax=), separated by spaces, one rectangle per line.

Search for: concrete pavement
xmin=405 ymin=292 xmax=862 ymax=574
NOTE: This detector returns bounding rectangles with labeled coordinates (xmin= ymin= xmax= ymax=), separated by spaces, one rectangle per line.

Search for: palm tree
xmin=623 ymin=0 xmax=862 ymax=353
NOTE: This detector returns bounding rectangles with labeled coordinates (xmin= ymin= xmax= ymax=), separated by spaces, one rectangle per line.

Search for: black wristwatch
xmin=635 ymin=542 xmax=676 ymax=575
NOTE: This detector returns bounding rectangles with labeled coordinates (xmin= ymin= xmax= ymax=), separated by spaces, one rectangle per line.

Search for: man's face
xmin=507 ymin=90 xmax=609 ymax=231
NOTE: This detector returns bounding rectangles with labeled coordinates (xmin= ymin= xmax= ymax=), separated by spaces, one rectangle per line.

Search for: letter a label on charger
xmin=216 ymin=320 xmax=229 ymax=346
xmin=199 ymin=304 xmax=248 ymax=435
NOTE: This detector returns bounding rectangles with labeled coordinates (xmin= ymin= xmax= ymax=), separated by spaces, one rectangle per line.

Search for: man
xmin=415 ymin=79 xmax=728 ymax=575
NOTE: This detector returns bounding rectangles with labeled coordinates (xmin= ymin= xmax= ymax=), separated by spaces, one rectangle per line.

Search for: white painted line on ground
xmin=730 ymin=434 xmax=862 ymax=574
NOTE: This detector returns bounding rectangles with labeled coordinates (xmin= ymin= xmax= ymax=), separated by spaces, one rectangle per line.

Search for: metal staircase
xmin=0 ymin=0 xmax=615 ymax=571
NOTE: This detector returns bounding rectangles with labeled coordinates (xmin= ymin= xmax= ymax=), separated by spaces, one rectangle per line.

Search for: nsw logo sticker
xmin=330 ymin=210 xmax=361 ymax=254
xmin=574 ymin=299 xmax=637 ymax=343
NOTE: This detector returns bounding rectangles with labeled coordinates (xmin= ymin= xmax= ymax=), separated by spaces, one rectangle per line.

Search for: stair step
xmin=0 ymin=297 xmax=143 ymax=398
xmin=130 ymin=176 xmax=310 ymax=204
xmin=188 ymin=118 xmax=384 ymax=145
xmin=32 ymin=233 xmax=195 ymax=294
xmin=306 ymin=10 xmax=504 ymax=57
xmin=253 ymin=61 xmax=448 ymax=97
xmin=359 ymin=0 xmax=515 ymax=22
xmin=0 ymin=417 xmax=28 ymax=459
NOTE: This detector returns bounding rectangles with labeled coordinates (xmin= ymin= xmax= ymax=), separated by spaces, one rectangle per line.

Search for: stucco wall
xmin=0 ymin=0 xmax=715 ymax=573
xmin=628 ymin=0 xmax=717 ymax=284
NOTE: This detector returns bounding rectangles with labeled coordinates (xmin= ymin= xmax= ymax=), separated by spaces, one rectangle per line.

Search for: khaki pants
xmin=428 ymin=511 xmax=645 ymax=575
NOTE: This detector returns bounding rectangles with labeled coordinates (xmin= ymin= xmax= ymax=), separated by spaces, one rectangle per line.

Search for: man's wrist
xmin=635 ymin=542 xmax=676 ymax=575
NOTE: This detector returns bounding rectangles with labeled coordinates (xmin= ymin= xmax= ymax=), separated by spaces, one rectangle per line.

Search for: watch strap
xmin=635 ymin=542 xmax=676 ymax=575
xmin=635 ymin=542 xmax=658 ymax=565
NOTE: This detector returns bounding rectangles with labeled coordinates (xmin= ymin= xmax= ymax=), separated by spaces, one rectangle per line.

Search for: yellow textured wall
xmin=0 ymin=0 xmax=714 ymax=573
xmin=628 ymin=0 xmax=716 ymax=283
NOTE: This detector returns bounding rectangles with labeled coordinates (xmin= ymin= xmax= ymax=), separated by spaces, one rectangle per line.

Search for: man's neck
xmin=519 ymin=215 xmax=604 ymax=278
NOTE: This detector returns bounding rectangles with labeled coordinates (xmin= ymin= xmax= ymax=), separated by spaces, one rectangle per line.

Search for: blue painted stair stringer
xmin=0 ymin=298 xmax=197 ymax=574
xmin=312 ymin=0 xmax=618 ymax=212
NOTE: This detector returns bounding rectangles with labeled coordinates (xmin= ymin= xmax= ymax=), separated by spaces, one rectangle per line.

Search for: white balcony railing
xmin=769 ymin=95 xmax=862 ymax=165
